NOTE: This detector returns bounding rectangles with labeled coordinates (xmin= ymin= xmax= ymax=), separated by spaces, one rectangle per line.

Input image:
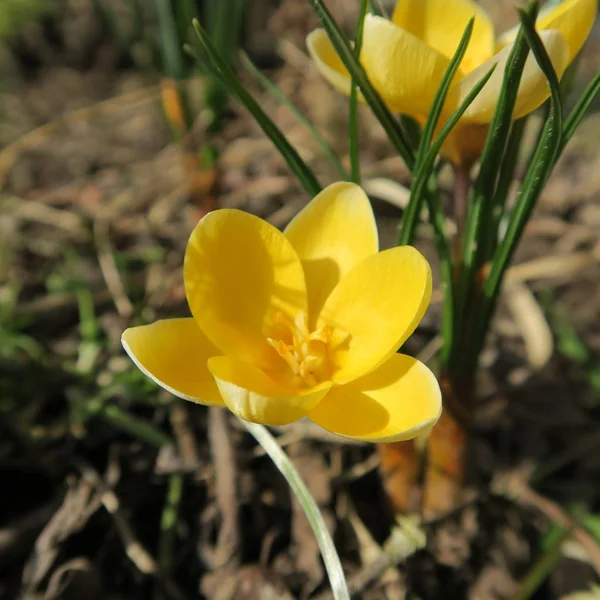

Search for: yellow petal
xmin=208 ymin=356 xmax=332 ymax=426
xmin=321 ymin=246 xmax=432 ymax=384
xmin=536 ymin=0 xmax=597 ymax=61
xmin=360 ymin=14 xmax=453 ymax=115
xmin=306 ymin=29 xmax=355 ymax=98
xmin=307 ymin=17 xmax=452 ymax=116
xmin=122 ymin=319 xmax=223 ymax=406
xmin=440 ymin=122 xmax=489 ymax=168
xmin=307 ymin=353 xmax=441 ymax=442
xmin=284 ymin=182 xmax=378 ymax=324
xmin=455 ymin=30 xmax=569 ymax=125
xmin=184 ymin=209 xmax=307 ymax=369
xmin=392 ymin=0 xmax=495 ymax=72
xmin=497 ymin=0 xmax=597 ymax=61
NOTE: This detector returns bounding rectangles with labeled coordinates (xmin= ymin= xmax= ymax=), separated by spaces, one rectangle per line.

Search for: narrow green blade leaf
xmin=398 ymin=64 xmax=496 ymax=364
xmin=562 ymin=71 xmax=600 ymax=148
xmin=349 ymin=0 xmax=369 ymax=184
xmin=241 ymin=52 xmax=349 ymax=181
xmin=154 ymin=0 xmax=185 ymax=79
xmin=176 ymin=0 xmax=199 ymax=46
xmin=416 ymin=18 xmax=474 ymax=166
xmin=479 ymin=7 xmax=564 ymax=265
xmin=208 ymin=0 xmax=245 ymax=64
xmin=192 ymin=20 xmax=322 ymax=197
xmin=307 ymin=0 xmax=414 ymax=168
xmin=452 ymin=0 xmax=539 ymax=370
xmin=517 ymin=8 xmax=563 ymax=162
xmin=465 ymin=8 xmax=564 ymax=375
xmin=480 ymin=116 xmax=527 ymax=262
xmin=398 ymin=17 xmax=475 ymax=246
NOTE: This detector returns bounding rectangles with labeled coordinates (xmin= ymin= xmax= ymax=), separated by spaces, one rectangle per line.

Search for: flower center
xmin=267 ymin=312 xmax=332 ymax=387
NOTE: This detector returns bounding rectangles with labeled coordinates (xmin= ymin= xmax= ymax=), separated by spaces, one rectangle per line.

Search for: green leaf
xmin=481 ymin=117 xmax=528 ymax=262
xmin=241 ymin=52 xmax=349 ymax=181
xmin=208 ymin=0 xmax=245 ymax=64
xmin=176 ymin=0 xmax=199 ymax=46
xmin=399 ymin=115 xmax=422 ymax=149
xmin=191 ymin=20 xmax=322 ymax=197
xmin=512 ymin=527 xmax=568 ymax=600
xmin=400 ymin=64 xmax=496 ymax=365
xmin=562 ymin=72 xmax=600 ymax=149
xmin=307 ymin=0 xmax=414 ymax=169
xmin=466 ymin=6 xmax=565 ymax=375
xmin=398 ymin=17 xmax=475 ymax=247
xmin=517 ymin=7 xmax=562 ymax=162
xmin=452 ymin=0 xmax=539 ymax=373
xmin=479 ymin=6 xmax=564 ymax=265
xmin=349 ymin=0 xmax=369 ymax=184
xmin=154 ymin=0 xmax=185 ymax=79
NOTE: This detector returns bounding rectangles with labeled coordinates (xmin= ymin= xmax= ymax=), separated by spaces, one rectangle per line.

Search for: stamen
xmin=267 ymin=337 xmax=301 ymax=375
xmin=267 ymin=311 xmax=331 ymax=386
xmin=307 ymin=324 xmax=332 ymax=344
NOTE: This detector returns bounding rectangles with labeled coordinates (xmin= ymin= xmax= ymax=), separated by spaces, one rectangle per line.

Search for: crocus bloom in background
xmin=307 ymin=0 xmax=597 ymax=167
xmin=122 ymin=183 xmax=441 ymax=442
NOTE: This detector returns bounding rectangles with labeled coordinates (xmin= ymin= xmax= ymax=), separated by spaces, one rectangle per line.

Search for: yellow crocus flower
xmin=122 ymin=183 xmax=441 ymax=442
xmin=307 ymin=0 xmax=596 ymax=167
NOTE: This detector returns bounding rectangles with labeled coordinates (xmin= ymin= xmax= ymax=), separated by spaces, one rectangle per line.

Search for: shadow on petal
xmin=308 ymin=353 xmax=441 ymax=443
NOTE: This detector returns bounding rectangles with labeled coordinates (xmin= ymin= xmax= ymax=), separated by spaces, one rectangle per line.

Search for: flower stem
xmin=452 ymin=165 xmax=471 ymax=266
xmin=241 ymin=420 xmax=350 ymax=600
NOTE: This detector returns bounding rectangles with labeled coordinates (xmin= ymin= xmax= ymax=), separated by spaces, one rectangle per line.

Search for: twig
xmin=208 ymin=408 xmax=241 ymax=568
xmin=3 ymin=195 xmax=87 ymax=239
xmin=512 ymin=528 xmax=570 ymax=600
xmin=504 ymin=281 xmax=553 ymax=369
xmin=94 ymin=219 xmax=133 ymax=318
xmin=313 ymin=518 xmax=425 ymax=600
xmin=430 ymin=250 xmax=600 ymax=305
xmin=0 ymin=87 xmax=159 ymax=191
xmin=493 ymin=469 xmax=600 ymax=576
xmin=75 ymin=461 xmax=186 ymax=600
xmin=77 ymin=461 xmax=158 ymax=575
xmin=169 ymin=403 xmax=201 ymax=471
xmin=155 ymin=473 xmax=184 ymax=600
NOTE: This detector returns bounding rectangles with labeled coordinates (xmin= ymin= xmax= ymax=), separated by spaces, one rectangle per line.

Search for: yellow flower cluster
xmin=307 ymin=0 xmax=596 ymax=166
xmin=123 ymin=183 xmax=441 ymax=442
xmin=122 ymin=1 xmax=597 ymax=443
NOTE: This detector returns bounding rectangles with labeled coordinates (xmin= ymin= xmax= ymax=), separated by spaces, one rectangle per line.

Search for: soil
xmin=1 ymin=1 xmax=600 ymax=599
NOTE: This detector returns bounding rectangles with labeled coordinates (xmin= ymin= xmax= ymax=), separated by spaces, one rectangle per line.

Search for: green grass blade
xmin=243 ymin=421 xmax=350 ymax=600
xmin=154 ymin=0 xmax=185 ymax=79
xmin=176 ymin=0 xmax=199 ymax=46
xmin=241 ymin=52 xmax=349 ymax=181
xmin=481 ymin=117 xmax=527 ymax=261
xmin=416 ymin=18 xmax=474 ymax=166
xmin=398 ymin=64 xmax=496 ymax=364
xmin=307 ymin=0 xmax=414 ymax=168
xmin=479 ymin=7 xmax=564 ymax=265
xmin=562 ymin=72 xmax=600 ymax=148
xmin=398 ymin=17 xmax=475 ymax=246
xmin=517 ymin=7 xmax=563 ymax=162
xmin=208 ymin=0 xmax=245 ymax=64
xmin=399 ymin=115 xmax=422 ymax=149
xmin=465 ymin=14 xmax=564 ymax=375
xmin=349 ymin=0 xmax=369 ymax=184
xmin=192 ymin=20 xmax=322 ymax=197
xmin=512 ymin=528 xmax=569 ymax=600
xmin=400 ymin=64 xmax=496 ymax=247
xmin=451 ymin=1 xmax=539 ymax=371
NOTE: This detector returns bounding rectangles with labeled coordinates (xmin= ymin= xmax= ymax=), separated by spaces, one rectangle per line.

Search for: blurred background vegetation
xmin=1 ymin=1 xmax=600 ymax=599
